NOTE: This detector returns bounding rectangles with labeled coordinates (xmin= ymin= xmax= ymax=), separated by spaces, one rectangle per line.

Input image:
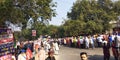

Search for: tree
xmin=0 ymin=0 xmax=56 ymax=28
xmin=57 ymin=26 xmax=65 ymax=38
xmin=46 ymin=25 xmax=58 ymax=38
xmin=63 ymin=20 xmax=86 ymax=36
xmin=84 ymin=21 xmax=103 ymax=34
xmin=113 ymin=0 xmax=120 ymax=16
xmin=66 ymin=0 xmax=120 ymax=36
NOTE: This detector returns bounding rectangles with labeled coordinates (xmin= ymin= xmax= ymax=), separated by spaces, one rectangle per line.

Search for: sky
xmin=49 ymin=0 xmax=76 ymax=26
xmin=49 ymin=0 xmax=118 ymax=26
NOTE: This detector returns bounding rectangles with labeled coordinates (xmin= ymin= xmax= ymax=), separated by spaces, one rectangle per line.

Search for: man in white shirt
xmin=18 ymin=49 xmax=26 ymax=60
xmin=80 ymin=36 xmax=84 ymax=48
xmin=97 ymin=35 xmax=103 ymax=47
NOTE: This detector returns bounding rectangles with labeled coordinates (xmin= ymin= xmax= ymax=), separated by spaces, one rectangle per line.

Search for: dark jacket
xmin=45 ymin=56 xmax=56 ymax=60
xmin=103 ymin=43 xmax=110 ymax=57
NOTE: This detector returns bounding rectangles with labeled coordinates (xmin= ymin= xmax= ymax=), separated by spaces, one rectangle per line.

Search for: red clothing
xmin=26 ymin=48 xmax=33 ymax=60
xmin=112 ymin=43 xmax=119 ymax=57
xmin=103 ymin=46 xmax=110 ymax=57
xmin=77 ymin=40 xmax=80 ymax=48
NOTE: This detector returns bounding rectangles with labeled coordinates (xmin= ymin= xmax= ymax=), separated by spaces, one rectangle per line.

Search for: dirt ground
xmin=55 ymin=46 xmax=115 ymax=60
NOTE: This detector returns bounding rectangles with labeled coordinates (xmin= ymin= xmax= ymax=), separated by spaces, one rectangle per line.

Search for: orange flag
xmin=26 ymin=48 xmax=33 ymax=60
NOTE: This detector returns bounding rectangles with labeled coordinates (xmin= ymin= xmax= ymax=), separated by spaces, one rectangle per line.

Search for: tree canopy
xmin=0 ymin=0 xmax=56 ymax=28
xmin=1 ymin=0 xmax=120 ymax=39
xmin=64 ymin=0 xmax=120 ymax=36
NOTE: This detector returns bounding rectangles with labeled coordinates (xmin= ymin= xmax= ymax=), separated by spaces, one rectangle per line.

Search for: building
xmin=109 ymin=19 xmax=120 ymax=34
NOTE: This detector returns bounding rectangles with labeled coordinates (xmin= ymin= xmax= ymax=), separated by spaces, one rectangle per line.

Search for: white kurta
xmin=18 ymin=53 xmax=26 ymax=60
xmin=85 ymin=37 xmax=89 ymax=48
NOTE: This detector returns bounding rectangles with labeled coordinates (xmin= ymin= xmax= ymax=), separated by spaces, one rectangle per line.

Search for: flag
xmin=26 ymin=48 xmax=33 ymax=60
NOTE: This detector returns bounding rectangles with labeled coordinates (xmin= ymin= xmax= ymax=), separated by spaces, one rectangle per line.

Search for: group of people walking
xmin=13 ymin=37 xmax=60 ymax=60
xmin=11 ymin=32 xmax=120 ymax=60
xmin=102 ymin=33 xmax=120 ymax=60
xmin=61 ymin=33 xmax=120 ymax=60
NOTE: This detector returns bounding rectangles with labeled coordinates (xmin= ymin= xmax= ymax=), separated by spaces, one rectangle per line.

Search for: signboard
xmin=32 ymin=30 xmax=36 ymax=36
xmin=0 ymin=34 xmax=13 ymax=44
xmin=0 ymin=42 xmax=14 ymax=55
xmin=0 ymin=54 xmax=12 ymax=60
xmin=0 ymin=29 xmax=14 ymax=60
xmin=7 ymin=29 xmax=12 ymax=34
xmin=0 ymin=38 xmax=13 ymax=44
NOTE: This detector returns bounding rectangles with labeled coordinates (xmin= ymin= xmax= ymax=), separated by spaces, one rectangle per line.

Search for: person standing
xmin=44 ymin=41 xmax=50 ymax=53
xmin=80 ymin=36 xmax=84 ymax=49
xmin=77 ymin=37 xmax=80 ymax=48
xmin=112 ymin=40 xmax=119 ymax=60
xmin=54 ymin=41 xmax=59 ymax=55
xmin=108 ymin=34 xmax=113 ymax=47
xmin=97 ymin=35 xmax=103 ymax=47
xmin=18 ymin=49 xmax=26 ymax=60
xmin=114 ymin=33 xmax=120 ymax=60
xmin=102 ymin=42 xmax=110 ymax=60
xmin=12 ymin=53 xmax=16 ymax=60
xmin=89 ymin=36 xmax=94 ymax=49
xmin=85 ymin=36 xmax=89 ymax=49
xmin=26 ymin=48 xmax=33 ymax=60
xmin=34 ymin=44 xmax=39 ymax=60
xmin=39 ymin=46 xmax=46 ymax=60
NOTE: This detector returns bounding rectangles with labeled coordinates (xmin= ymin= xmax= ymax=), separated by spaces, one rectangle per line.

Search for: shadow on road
xmin=88 ymin=55 xmax=114 ymax=60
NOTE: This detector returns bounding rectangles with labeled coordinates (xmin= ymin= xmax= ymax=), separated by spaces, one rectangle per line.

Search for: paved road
xmin=55 ymin=46 xmax=114 ymax=60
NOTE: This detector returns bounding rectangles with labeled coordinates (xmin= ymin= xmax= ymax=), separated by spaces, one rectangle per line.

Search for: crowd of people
xmin=13 ymin=37 xmax=60 ymax=60
xmin=61 ymin=33 xmax=120 ymax=60
xmin=11 ymin=32 xmax=120 ymax=60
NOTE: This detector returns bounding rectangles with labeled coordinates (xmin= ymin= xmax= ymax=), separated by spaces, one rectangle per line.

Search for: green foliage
xmin=65 ymin=0 xmax=120 ymax=36
xmin=0 ymin=0 xmax=57 ymax=40
xmin=57 ymin=26 xmax=65 ymax=38
xmin=2 ymin=0 xmax=120 ymax=38
xmin=63 ymin=20 xmax=85 ymax=36
xmin=0 ymin=0 xmax=56 ymax=28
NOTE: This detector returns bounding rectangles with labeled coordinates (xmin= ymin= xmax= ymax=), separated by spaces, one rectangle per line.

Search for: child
xmin=45 ymin=51 xmax=56 ymax=60
xmin=80 ymin=52 xmax=88 ymax=60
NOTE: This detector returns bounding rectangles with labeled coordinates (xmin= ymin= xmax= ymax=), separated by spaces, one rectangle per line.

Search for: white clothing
xmin=80 ymin=39 xmax=84 ymax=44
xmin=54 ymin=42 xmax=59 ymax=51
xmin=18 ymin=53 xmax=26 ymax=60
xmin=85 ymin=37 xmax=89 ymax=48
xmin=112 ymin=35 xmax=115 ymax=41
xmin=39 ymin=50 xmax=46 ymax=60
xmin=90 ymin=38 xmax=94 ymax=44
xmin=85 ymin=37 xmax=89 ymax=43
xmin=64 ymin=39 xmax=66 ymax=44
xmin=44 ymin=42 xmax=50 ymax=52
xmin=115 ymin=36 xmax=120 ymax=47
xmin=12 ymin=55 xmax=16 ymax=60
xmin=17 ymin=41 xmax=20 ymax=46
xmin=97 ymin=36 xmax=102 ymax=42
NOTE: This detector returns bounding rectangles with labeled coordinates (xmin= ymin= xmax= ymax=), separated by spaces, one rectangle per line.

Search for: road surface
xmin=55 ymin=46 xmax=114 ymax=60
